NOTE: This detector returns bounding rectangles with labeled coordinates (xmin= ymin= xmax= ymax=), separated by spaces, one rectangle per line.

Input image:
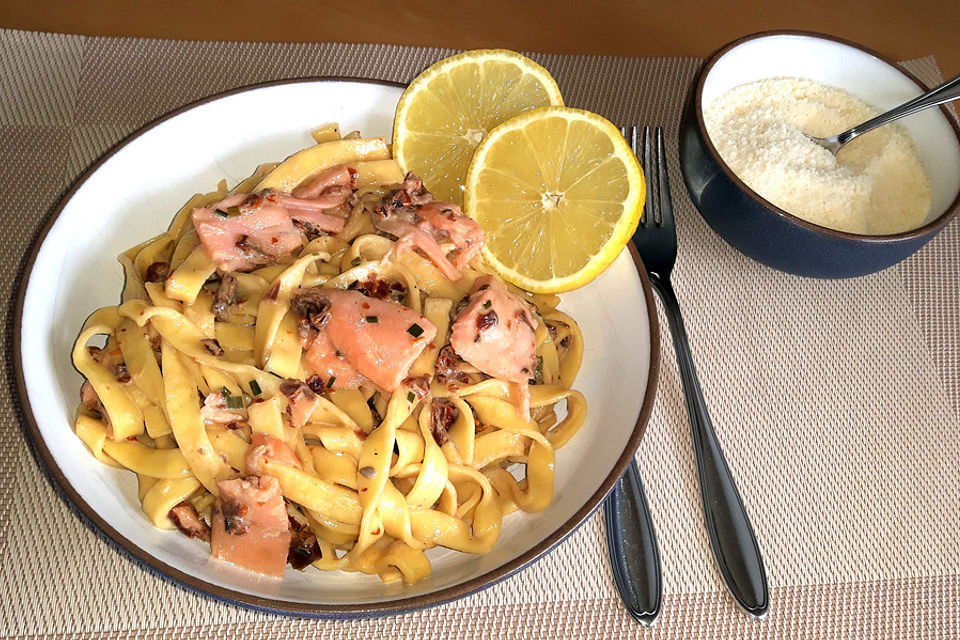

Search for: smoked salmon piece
xmin=414 ymin=202 xmax=485 ymax=270
xmin=211 ymin=475 xmax=291 ymax=578
xmin=376 ymin=217 xmax=463 ymax=281
xmin=267 ymin=192 xmax=348 ymax=232
xmin=292 ymin=288 xmax=437 ymax=392
xmin=291 ymin=165 xmax=354 ymax=199
xmin=450 ymin=275 xmax=537 ymax=384
xmin=302 ymin=332 xmax=369 ymax=390
xmin=372 ymin=173 xmax=486 ymax=280
xmin=191 ymin=166 xmax=356 ymax=273
xmin=245 ymin=432 xmax=303 ymax=476
xmin=192 ymin=194 xmax=302 ymax=273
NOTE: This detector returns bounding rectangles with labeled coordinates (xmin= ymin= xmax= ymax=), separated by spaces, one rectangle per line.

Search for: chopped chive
xmin=216 ymin=206 xmax=241 ymax=218
xmin=325 ymin=376 xmax=336 ymax=389
xmin=350 ymin=256 xmax=362 ymax=267
xmin=407 ymin=323 xmax=424 ymax=338
xmin=407 ymin=391 xmax=415 ymax=403
xmin=221 ymin=386 xmax=243 ymax=409
xmin=364 ymin=315 xmax=379 ymax=323
xmin=482 ymin=300 xmax=492 ymax=310
xmin=249 ymin=380 xmax=262 ymax=396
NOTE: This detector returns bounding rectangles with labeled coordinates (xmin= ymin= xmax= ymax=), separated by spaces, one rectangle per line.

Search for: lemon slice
xmin=464 ymin=106 xmax=645 ymax=293
xmin=393 ymin=49 xmax=563 ymax=205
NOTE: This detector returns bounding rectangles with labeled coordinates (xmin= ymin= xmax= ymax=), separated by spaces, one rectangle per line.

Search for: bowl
xmin=679 ymin=30 xmax=960 ymax=278
xmin=14 ymin=78 xmax=660 ymax=616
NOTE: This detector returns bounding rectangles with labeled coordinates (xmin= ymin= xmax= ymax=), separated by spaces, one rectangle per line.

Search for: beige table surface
xmin=1 ymin=26 xmax=959 ymax=640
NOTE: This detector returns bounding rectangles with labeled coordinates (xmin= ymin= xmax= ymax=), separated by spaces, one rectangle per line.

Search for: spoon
xmin=806 ymin=72 xmax=960 ymax=155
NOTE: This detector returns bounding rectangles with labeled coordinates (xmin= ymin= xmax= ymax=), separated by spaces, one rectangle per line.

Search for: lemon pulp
xmin=393 ymin=49 xmax=563 ymax=205
xmin=464 ymin=106 xmax=645 ymax=293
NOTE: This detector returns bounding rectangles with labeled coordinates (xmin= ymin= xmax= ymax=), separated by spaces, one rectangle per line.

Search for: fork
xmin=626 ymin=125 xmax=770 ymax=618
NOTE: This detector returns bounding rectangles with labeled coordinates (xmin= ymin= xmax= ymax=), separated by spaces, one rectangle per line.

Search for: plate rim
xmin=12 ymin=75 xmax=662 ymax=618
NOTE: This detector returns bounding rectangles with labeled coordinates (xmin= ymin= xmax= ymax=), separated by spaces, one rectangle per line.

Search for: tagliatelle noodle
xmin=70 ymin=129 xmax=586 ymax=584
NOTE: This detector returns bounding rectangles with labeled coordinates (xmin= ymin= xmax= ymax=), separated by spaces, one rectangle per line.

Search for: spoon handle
xmin=604 ymin=459 xmax=663 ymax=626
xmin=837 ymin=72 xmax=960 ymax=147
xmin=651 ymin=274 xmax=769 ymax=618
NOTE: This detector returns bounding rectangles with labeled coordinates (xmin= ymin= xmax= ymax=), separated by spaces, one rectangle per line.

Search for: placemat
xmin=2 ymin=29 xmax=959 ymax=639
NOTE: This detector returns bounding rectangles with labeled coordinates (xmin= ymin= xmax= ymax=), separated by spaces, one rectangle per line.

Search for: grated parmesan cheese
xmin=704 ymin=77 xmax=931 ymax=235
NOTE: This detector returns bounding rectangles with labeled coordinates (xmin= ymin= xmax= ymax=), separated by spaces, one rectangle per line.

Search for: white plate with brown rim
xmin=14 ymin=78 xmax=659 ymax=617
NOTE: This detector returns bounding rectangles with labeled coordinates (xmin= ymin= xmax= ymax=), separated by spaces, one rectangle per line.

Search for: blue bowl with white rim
xmin=679 ymin=30 xmax=960 ymax=278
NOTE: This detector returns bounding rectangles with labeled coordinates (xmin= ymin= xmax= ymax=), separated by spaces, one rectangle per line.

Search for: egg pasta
xmin=72 ymin=127 xmax=586 ymax=584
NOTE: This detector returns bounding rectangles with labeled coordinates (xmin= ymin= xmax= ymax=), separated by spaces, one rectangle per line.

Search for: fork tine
xmin=642 ymin=126 xmax=658 ymax=228
xmin=622 ymin=125 xmax=635 ymax=158
xmin=654 ymin=127 xmax=673 ymax=229
xmin=622 ymin=126 xmax=645 ymax=227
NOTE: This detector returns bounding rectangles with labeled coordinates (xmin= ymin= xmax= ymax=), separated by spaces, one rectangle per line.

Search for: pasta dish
xmin=71 ymin=127 xmax=585 ymax=584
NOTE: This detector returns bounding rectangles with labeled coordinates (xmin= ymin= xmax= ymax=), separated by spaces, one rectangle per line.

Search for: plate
xmin=14 ymin=78 xmax=659 ymax=616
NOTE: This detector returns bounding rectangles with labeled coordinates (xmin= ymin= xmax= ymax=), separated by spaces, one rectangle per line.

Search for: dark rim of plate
xmin=12 ymin=76 xmax=662 ymax=618
xmin=693 ymin=29 xmax=960 ymax=242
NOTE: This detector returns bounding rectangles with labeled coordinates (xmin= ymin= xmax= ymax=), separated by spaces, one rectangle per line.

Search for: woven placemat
xmin=2 ymin=29 xmax=959 ymax=639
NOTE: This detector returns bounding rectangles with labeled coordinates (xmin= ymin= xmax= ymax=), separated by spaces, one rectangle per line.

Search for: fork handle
xmin=604 ymin=459 xmax=663 ymax=626
xmin=650 ymin=274 xmax=770 ymax=618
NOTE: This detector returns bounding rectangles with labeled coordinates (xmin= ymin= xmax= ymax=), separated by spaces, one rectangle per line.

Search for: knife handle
xmin=604 ymin=459 xmax=663 ymax=626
